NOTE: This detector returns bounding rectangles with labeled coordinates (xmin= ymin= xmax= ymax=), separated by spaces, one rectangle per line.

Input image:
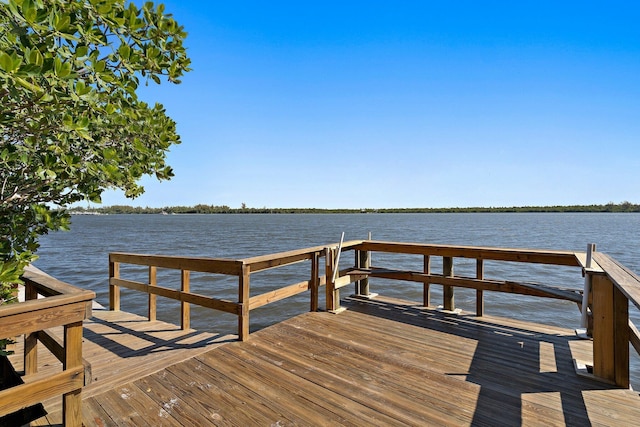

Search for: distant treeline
xmin=68 ymin=202 xmax=640 ymax=215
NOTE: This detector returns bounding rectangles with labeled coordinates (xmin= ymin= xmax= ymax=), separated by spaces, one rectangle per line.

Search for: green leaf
xmin=75 ymin=128 xmax=93 ymax=140
xmin=59 ymin=61 xmax=71 ymax=78
xmin=22 ymin=0 xmax=37 ymax=23
xmin=13 ymin=76 xmax=43 ymax=93
xmin=103 ymin=148 xmax=117 ymax=160
xmin=94 ymin=60 xmax=106 ymax=72
xmin=54 ymin=13 xmax=70 ymax=32
xmin=97 ymin=3 xmax=112 ymax=14
xmin=118 ymin=44 xmax=131 ymax=60
xmin=28 ymin=48 xmax=43 ymax=66
xmin=12 ymin=55 xmax=23 ymax=72
xmin=77 ymin=117 xmax=89 ymax=129
xmin=18 ymin=63 xmax=41 ymax=76
xmin=63 ymin=115 xmax=73 ymax=127
xmin=75 ymin=45 xmax=88 ymax=57
xmin=0 ymin=52 xmax=13 ymax=72
xmin=75 ymin=80 xmax=91 ymax=96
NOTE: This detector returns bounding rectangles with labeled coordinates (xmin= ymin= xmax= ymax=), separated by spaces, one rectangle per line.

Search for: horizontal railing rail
xmin=1 ymin=267 xmax=94 ymax=427
xmin=109 ymin=252 xmax=244 ymax=275
xmin=354 ymin=240 xmax=581 ymax=266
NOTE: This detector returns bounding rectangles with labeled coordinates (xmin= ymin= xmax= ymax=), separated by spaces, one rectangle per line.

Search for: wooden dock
xmin=5 ymin=241 xmax=640 ymax=426
xmin=22 ymin=295 xmax=640 ymax=426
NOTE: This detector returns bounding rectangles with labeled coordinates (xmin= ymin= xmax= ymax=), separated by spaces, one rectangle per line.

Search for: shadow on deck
xmin=33 ymin=296 xmax=640 ymax=426
xmin=343 ymin=296 xmax=624 ymax=426
xmin=10 ymin=308 xmax=235 ymax=423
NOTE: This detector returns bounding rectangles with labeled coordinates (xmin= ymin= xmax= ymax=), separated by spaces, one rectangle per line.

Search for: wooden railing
xmin=109 ymin=240 xmax=640 ymax=388
xmin=110 ymin=244 xmax=339 ymax=341
xmin=587 ymin=252 xmax=640 ymax=388
xmin=0 ymin=267 xmax=94 ymax=427
xmin=109 ymin=252 xmax=245 ymax=332
xmin=328 ymin=240 xmax=585 ymax=313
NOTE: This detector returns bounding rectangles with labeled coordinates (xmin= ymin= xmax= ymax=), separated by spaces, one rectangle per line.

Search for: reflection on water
xmin=34 ymin=212 xmax=640 ymax=386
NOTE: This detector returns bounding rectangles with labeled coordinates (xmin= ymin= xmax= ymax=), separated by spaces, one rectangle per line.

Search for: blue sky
xmin=100 ymin=1 xmax=640 ymax=209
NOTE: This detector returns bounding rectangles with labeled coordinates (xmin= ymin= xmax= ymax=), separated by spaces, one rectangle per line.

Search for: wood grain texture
xmin=355 ymin=241 xmax=580 ymax=266
xmin=27 ymin=296 xmax=640 ymax=426
xmin=109 ymin=277 xmax=241 ymax=314
xmin=109 ymin=252 xmax=243 ymax=275
xmin=593 ymin=252 xmax=640 ymax=311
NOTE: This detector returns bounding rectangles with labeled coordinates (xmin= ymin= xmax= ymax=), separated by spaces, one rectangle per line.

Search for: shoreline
xmin=69 ymin=202 xmax=640 ymax=215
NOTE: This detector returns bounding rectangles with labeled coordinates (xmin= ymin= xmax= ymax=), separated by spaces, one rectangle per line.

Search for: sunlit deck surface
xmin=24 ymin=296 xmax=640 ymax=426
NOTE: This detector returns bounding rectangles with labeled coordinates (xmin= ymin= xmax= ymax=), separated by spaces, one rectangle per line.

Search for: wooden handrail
xmin=240 ymin=241 xmax=360 ymax=272
xmin=592 ymin=252 xmax=640 ymax=311
xmin=1 ymin=267 xmax=94 ymax=427
xmin=109 ymin=252 xmax=243 ymax=275
xmin=108 ymin=241 xmax=350 ymax=340
xmin=108 ymin=241 xmax=640 ymax=389
xmin=324 ymin=241 xmax=588 ymax=315
xmin=354 ymin=240 xmax=581 ymax=266
xmin=329 ymin=241 xmax=640 ymax=389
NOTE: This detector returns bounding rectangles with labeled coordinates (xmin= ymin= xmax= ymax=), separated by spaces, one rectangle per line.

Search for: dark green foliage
xmin=0 ymin=0 xmax=190 ymax=307
xmin=68 ymin=202 xmax=640 ymax=215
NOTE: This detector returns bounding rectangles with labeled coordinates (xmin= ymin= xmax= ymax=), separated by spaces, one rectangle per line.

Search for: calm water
xmin=34 ymin=213 xmax=640 ymax=385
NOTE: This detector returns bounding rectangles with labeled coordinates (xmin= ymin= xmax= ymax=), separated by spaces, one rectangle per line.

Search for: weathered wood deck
xmin=9 ymin=307 xmax=233 ymax=424
xmin=18 ymin=296 xmax=640 ymax=426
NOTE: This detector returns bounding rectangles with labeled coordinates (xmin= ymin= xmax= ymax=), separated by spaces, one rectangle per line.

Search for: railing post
xmin=354 ymin=249 xmax=359 ymax=295
xmin=24 ymin=281 xmax=38 ymax=376
xmin=355 ymin=248 xmax=371 ymax=296
xmin=476 ymin=259 xmax=484 ymax=316
xmin=423 ymin=255 xmax=431 ymax=307
xmin=325 ymin=247 xmax=340 ymax=312
xmin=63 ymin=321 xmax=83 ymax=426
xmin=109 ymin=260 xmax=120 ymax=311
xmin=181 ymin=270 xmax=191 ymax=330
xmin=443 ymin=257 xmax=454 ymax=311
xmin=148 ymin=266 xmax=157 ymax=321
xmin=310 ymin=252 xmax=319 ymax=312
xmin=580 ymin=243 xmax=596 ymax=331
xmin=238 ymin=264 xmax=250 ymax=341
xmin=24 ymin=333 xmax=38 ymax=376
xmin=592 ymin=273 xmax=629 ymax=387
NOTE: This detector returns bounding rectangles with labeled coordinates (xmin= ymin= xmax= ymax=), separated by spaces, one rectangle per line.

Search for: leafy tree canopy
xmin=0 ymin=0 xmax=190 ymax=286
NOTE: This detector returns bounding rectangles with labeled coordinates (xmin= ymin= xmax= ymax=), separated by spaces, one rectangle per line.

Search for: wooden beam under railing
xmin=345 ymin=267 xmax=582 ymax=303
xmin=109 ymin=277 xmax=240 ymax=314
